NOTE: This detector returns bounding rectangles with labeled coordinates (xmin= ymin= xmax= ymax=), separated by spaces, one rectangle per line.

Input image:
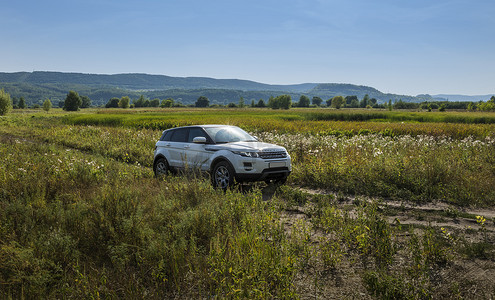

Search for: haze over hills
xmin=0 ymin=71 xmax=316 ymax=92
xmin=0 ymin=71 xmax=492 ymax=106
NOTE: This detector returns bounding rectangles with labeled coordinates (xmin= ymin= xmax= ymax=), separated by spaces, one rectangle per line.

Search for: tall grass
xmin=260 ymin=132 xmax=495 ymax=206
xmin=60 ymin=108 xmax=495 ymax=138
xmin=3 ymin=112 xmax=495 ymax=206
xmin=0 ymin=137 xmax=299 ymax=298
xmin=2 ymin=109 xmax=494 ymax=298
xmin=304 ymin=110 xmax=495 ymax=124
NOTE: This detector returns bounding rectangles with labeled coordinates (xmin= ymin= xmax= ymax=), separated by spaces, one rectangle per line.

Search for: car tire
xmin=154 ymin=157 xmax=170 ymax=177
xmin=212 ymin=161 xmax=234 ymax=190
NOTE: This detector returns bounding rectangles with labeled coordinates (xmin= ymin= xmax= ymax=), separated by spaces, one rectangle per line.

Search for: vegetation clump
xmin=63 ymin=90 xmax=82 ymax=111
xmin=1 ymin=109 xmax=494 ymax=298
xmin=0 ymin=88 xmax=12 ymax=115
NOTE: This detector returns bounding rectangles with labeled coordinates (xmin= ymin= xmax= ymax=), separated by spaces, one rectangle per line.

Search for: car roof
xmin=163 ymin=124 xmax=236 ymax=132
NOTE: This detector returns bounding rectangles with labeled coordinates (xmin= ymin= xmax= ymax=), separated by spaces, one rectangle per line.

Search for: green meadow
xmin=1 ymin=108 xmax=494 ymax=298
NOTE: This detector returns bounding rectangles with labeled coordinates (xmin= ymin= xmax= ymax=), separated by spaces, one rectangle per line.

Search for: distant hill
xmin=0 ymin=71 xmax=316 ymax=92
xmin=432 ymin=94 xmax=493 ymax=102
xmin=308 ymin=83 xmax=425 ymax=102
xmin=1 ymin=71 xmax=489 ymax=106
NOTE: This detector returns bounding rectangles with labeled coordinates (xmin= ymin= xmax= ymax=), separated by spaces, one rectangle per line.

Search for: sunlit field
xmin=1 ymin=108 xmax=494 ymax=298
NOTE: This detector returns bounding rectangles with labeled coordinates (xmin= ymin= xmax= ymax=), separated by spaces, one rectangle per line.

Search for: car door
xmin=185 ymin=127 xmax=210 ymax=171
xmin=167 ymin=128 xmax=189 ymax=168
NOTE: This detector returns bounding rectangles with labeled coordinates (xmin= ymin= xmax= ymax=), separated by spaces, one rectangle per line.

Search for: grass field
xmin=1 ymin=108 xmax=494 ymax=298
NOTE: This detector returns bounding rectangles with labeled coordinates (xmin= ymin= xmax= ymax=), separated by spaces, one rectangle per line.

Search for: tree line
xmin=2 ymin=89 xmax=495 ymax=114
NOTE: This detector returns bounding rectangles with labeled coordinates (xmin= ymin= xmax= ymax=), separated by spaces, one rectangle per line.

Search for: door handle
xmin=184 ymin=145 xmax=190 ymax=149
xmin=165 ymin=143 xmax=171 ymax=147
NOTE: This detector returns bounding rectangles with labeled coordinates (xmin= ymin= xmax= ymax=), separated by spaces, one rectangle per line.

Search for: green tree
xmin=251 ymin=99 xmax=255 ymax=107
xmin=63 ymin=90 xmax=82 ymax=111
xmin=42 ymin=99 xmax=52 ymax=112
xmin=238 ymin=97 xmax=245 ymax=108
xmin=0 ymin=89 xmax=12 ymax=115
xmin=360 ymin=94 xmax=370 ymax=108
xmin=478 ymin=96 xmax=495 ymax=111
xmin=388 ymin=99 xmax=393 ymax=111
xmin=134 ymin=95 xmax=147 ymax=107
xmin=312 ymin=96 xmax=323 ymax=106
xmin=345 ymin=95 xmax=358 ymax=106
xmin=394 ymin=99 xmax=406 ymax=109
xmin=195 ymin=96 xmax=209 ymax=107
xmin=150 ymin=98 xmax=160 ymax=107
xmin=119 ymin=96 xmax=130 ymax=108
xmin=106 ymin=97 xmax=120 ymax=108
xmin=467 ymin=102 xmax=475 ymax=111
xmin=256 ymin=99 xmax=266 ymax=107
xmin=297 ymin=95 xmax=310 ymax=107
xmin=160 ymin=98 xmax=174 ymax=108
xmin=280 ymin=95 xmax=292 ymax=109
xmin=80 ymin=95 xmax=92 ymax=108
xmin=18 ymin=97 xmax=26 ymax=109
xmin=12 ymin=97 xmax=18 ymax=108
xmin=268 ymin=95 xmax=291 ymax=109
xmin=350 ymin=99 xmax=359 ymax=108
xmin=331 ymin=95 xmax=345 ymax=109
xmin=268 ymin=96 xmax=277 ymax=109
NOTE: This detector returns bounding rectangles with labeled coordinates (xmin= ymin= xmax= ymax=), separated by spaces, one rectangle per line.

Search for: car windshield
xmin=204 ymin=126 xmax=257 ymax=144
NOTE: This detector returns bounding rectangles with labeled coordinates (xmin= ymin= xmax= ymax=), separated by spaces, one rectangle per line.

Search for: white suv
xmin=153 ymin=125 xmax=291 ymax=189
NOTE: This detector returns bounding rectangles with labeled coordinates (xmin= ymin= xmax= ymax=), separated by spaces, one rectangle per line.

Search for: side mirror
xmin=193 ymin=136 xmax=207 ymax=144
xmin=253 ymin=136 xmax=259 ymax=141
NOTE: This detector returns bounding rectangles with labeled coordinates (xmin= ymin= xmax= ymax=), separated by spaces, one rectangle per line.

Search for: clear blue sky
xmin=1 ymin=0 xmax=494 ymax=95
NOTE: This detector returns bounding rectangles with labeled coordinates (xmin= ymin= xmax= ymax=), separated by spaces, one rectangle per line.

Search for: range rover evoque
xmin=153 ymin=125 xmax=291 ymax=189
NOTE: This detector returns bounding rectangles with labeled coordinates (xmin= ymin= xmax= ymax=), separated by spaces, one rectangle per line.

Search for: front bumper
xmin=231 ymin=156 xmax=292 ymax=182
xmin=236 ymin=167 xmax=291 ymax=182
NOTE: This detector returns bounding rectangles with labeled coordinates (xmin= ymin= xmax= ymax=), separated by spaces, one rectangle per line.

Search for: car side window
xmin=160 ymin=130 xmax=173 ymax=141
xmin=188 ymin=128 xmax=209 ymax=143
xmin=170 ymin=128 xmax=189 ymax=142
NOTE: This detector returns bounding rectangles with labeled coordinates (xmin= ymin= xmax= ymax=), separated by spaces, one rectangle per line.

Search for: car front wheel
xmin=212 ymin=161 xmax=234 ymax=189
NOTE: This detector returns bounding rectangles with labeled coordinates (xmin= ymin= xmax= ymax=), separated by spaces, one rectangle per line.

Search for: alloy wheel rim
xmin=215 ymin=165 xmax=229 ymax=188
xmin=156 ymin=161 xmax=167 ymax=174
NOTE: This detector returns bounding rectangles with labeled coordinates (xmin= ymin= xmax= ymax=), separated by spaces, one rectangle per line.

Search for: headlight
xmin=232 ymin=150 xmax=259 ymax=158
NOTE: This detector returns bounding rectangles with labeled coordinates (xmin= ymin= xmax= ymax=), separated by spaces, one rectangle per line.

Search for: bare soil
xmin=273 ymin=187 xmax=495 ymax=299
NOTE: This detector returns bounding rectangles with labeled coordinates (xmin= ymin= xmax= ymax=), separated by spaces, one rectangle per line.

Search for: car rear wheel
xmin=212 ymin=161 xmax=234 ymax=190
xmin=154 ymin=157 xmax=170 ymax=177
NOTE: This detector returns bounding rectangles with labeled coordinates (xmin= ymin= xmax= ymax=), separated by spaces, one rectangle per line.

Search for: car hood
xmin=206 ymin=141 xmax=287 ymax=153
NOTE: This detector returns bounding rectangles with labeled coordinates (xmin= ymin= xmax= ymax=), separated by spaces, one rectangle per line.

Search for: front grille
xmin=259 ymin=151 xmax=287 ymax=159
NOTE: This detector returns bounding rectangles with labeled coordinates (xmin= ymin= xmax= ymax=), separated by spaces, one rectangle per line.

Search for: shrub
xmin=0 ymin=89 xmax=12 ymax=115
xmin=118 ymin=96 xmax=130 ymax=108
xmin=43 ymin=99 xmax=52 ymax=112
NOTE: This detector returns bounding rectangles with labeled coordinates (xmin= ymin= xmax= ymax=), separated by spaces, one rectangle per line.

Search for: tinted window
xmin=160 ymin=130 xmax=173 ymax=141
xmin=188 ymin=127 xmax=209 ymax=143
xmin=170 ymin=128 xmax=188 ymax=142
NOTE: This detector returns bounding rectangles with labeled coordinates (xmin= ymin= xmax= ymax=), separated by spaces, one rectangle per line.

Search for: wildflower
xmin=476 ymin=215 xmax=486 ymax=226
